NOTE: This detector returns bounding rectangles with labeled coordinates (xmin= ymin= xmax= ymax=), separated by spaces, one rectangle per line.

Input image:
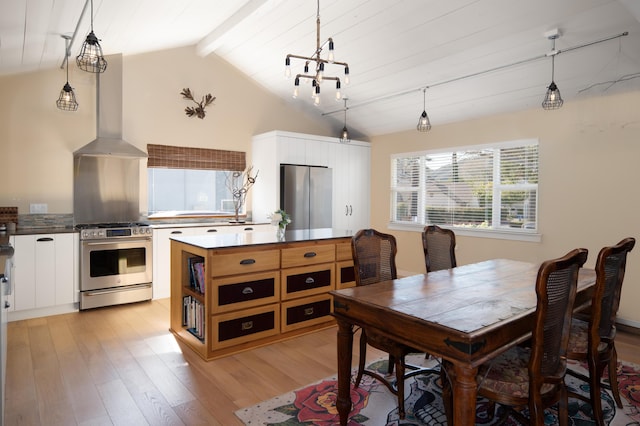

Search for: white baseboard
xmin=617 ymin=317 xmax=640 ymax=330
xmin=8 ymin=303 xmax=79 ymax=322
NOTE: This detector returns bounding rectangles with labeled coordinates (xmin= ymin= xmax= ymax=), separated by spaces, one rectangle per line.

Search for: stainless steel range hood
xmin=73 ymin=54 xmax=146 ymax=225
xmin=74 ymin=54 xmax=147 ymax=158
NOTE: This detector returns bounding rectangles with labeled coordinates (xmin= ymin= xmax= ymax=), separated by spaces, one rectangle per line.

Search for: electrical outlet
xmin=29 ymin=203 xmax=48 ymax=214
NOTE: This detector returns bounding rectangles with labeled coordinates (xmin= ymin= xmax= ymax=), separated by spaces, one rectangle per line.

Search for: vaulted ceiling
xmin=2 ymin=0 xmax=640 ymax=137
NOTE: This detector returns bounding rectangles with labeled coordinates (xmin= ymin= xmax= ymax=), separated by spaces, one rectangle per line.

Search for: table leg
xmin=452 ymin=363 xmax=478 ymax=425
xmin=336 ymin=318 xmax=354 ymax=426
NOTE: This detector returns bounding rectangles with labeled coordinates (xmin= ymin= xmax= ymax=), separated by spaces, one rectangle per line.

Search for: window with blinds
xmin=391 ymin=139 xmax=538 ymax=232
xmin=146 ymin=144 xmax=248 ymax=218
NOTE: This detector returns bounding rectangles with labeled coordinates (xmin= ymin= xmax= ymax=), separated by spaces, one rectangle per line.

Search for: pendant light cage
xmin=417 ymin=88 xmax=431 ymax=132
xmin=56 ymin=35 xmax=79 ymax=111
xmin=339 ymin=98 xmax=350 ymax=144
xmin=542 ymin=35 xmax=563 ymax=110
xmin=76 ymin=0 xmax=107 ymax=73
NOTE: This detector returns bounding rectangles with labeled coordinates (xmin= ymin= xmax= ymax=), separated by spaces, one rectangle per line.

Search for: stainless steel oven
xmin=78 ymin=223 xmax=153 ymax=310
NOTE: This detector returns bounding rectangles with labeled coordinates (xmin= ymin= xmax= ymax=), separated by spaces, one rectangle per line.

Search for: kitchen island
xmin=169 ymin=228 xmax=356 ymax=360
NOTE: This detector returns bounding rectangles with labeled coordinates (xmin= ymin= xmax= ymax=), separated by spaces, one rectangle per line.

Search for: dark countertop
xmin=9 ymin=227 xmax=77 ymax=236
xmin=170 ymin=228 xmax=354 ymax=250
xmin=6 ymin=222 xmax=271 ymax=235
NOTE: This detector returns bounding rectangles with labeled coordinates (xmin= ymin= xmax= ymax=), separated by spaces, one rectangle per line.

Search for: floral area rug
xmin=235 ymin=354 xmax=640 ymax=425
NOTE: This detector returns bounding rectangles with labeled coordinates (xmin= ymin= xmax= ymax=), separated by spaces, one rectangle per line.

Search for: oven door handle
xmin=84 ymin=284 xmax=152 ymax=296
xmin=84 ymin=239 xmax=151 ymax=246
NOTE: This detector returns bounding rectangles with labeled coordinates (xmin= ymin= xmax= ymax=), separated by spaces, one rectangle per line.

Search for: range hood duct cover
xmin=73 ymin=54 xmax=147 ymax=158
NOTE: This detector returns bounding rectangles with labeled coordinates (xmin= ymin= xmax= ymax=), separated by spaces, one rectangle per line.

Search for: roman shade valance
xmin=147 ymin=144 xmax=246 ymax=171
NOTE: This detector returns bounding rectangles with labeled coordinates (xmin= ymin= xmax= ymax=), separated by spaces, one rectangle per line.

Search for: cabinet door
xmin=12 ymin=234 xmax=77 ymax=311
xmin=12 ymin=235 xmax=36 ymax=311
xmin=153 ymin=227 xmax=197 ymax=299
xmin=347 ymin=143 xmax=371 ymax=231
xmin=332 ymin=143 xmax=371 ymax=232
xmin=54 ymin=233 xmax=76 ymax=305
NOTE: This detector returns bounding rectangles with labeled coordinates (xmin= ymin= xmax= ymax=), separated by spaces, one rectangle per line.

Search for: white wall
xmin=370 ymin=90 xmax=640 ymax=325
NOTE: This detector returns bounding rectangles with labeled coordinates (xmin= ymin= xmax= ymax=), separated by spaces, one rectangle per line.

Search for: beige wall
xmin=0 ymin=45 xmax=333 ymax=215
xmin=370 ymin=90 xmax=640 ymax=325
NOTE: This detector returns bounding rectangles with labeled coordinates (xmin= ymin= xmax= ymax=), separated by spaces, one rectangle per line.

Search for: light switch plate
xmin=29 ymin=203 xmax=48 ymax=214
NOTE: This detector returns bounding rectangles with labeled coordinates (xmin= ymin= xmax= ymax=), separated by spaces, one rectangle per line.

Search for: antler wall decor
xmin=180 ymin=88 xmax=215 ymax=119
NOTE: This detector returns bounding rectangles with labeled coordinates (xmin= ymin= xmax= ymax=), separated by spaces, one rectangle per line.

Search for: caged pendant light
xmin=56 ymin=35 xmax=79 ymax=111
xmin=417 ymin=88 xmax=431 ymax=132
xmin=339 ymin=98 xmax=350 ymax=144
xmin=542 ymin=33 xmax=563 ymax=110
xmin=76 ymin=0 xmax=107 ymax=73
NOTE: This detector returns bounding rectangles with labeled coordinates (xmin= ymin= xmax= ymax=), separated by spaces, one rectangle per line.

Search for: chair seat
xmin=478 ymin=346 xmax=555 ymax=398
xmin=567 ymin=319 xmax=608 ymax=355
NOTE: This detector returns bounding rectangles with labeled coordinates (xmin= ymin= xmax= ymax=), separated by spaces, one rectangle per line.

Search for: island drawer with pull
xmin=209 ymin=249 xmax=280 ymax=277
xmin=212 ymin=304 xmax=280 ymax=349
xmin=212 ymin=271 xmax=280 ymax=313
xmin=281 ymin=264 xmax=335 ymax=300
xmin=336 ymin=260 xmax=356 ymax=289
xmin=335 ymin=242 xmax=352 ymax=261
xmin=281 ymin=244 xmax=335 ymax=268
xmin=281 ymin=294 xmax=333 ymax=333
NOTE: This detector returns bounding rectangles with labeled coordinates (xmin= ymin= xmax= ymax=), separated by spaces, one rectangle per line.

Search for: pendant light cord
xmin=551 ymin=38 xmax=556 ymax=81
xmin=89 ymin=0 xmax=94 ymax=31
xmin=422 ymin=87 xmax=426 ymax=110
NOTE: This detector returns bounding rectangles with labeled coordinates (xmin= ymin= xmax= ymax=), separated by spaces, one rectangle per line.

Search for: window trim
xmin=389 ymin=138 xmax=540 ymax=242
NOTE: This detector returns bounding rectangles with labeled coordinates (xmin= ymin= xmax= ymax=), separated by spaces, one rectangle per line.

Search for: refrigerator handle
xmin=349 ymin=205 xmax=353 ymax=216
xmin=345 ymin=205 xmax=349 ymax=216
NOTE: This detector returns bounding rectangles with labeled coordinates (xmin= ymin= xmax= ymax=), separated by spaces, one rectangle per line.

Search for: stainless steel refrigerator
xmin=280 ymin=164 xmax=332 ymax=230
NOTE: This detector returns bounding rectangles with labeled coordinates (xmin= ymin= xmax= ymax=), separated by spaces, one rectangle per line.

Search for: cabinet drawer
xmin=212 ymin=271 xmax=280 ymax=314
xmin=209 ymin=250 xmax=280 ymax=277
xmin=281 ymin=264 xmax=335 ymax=300
xmin=281 ymin=244 xmax=335 ymax=268
xmin=336 ymin=260 xmax=356 ymax=289
xmin=281 ymin=294 xmax=333 ymax=333
xmin=212 ymin=305 xmax=280 ymax=349
xmin=335 ymin=242 xmax=352 ymax=261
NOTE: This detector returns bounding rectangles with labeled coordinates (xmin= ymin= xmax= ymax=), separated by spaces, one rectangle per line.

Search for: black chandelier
xmin=286 ymin=0 xmax=350 ymax=105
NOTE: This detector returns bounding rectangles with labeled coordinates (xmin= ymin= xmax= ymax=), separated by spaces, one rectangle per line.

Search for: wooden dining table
xmin=330 ymin=258 xmax=596 ymax=425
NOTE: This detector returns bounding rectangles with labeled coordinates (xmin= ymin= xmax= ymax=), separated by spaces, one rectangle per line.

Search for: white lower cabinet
xmin=9 ymin=233 xmax=78 ymax=319
xmin=152 ymin=224 xmax=273 ymax=299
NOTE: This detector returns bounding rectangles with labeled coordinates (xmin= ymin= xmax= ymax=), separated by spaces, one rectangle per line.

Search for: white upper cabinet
xmin=251 ymin=131 xmax=370 ymax=231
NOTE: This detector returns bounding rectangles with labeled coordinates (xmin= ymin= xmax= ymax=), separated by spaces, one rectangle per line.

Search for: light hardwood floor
xmin=5 ymin=300 xmax=640 ymax=425
xmin=4 ymin=299 xmax=386 ymax=426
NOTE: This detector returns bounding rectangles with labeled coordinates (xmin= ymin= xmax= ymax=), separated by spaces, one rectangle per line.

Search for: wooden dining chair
xmin=422 ymin=225 xmax=457 ymax=272
xmin=468 ymin=248 xmax=588 ymax=425
xmin=351 ymin=228 xmax=432 ymax=419
xmin=566 ymin=237 xmax=635 ymax=426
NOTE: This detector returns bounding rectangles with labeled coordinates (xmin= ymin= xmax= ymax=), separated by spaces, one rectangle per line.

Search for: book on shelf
xmin=188 ymin=256 xmax=205 ymax=294
xmin=182 ymin=295 xmax=205 ymax=341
